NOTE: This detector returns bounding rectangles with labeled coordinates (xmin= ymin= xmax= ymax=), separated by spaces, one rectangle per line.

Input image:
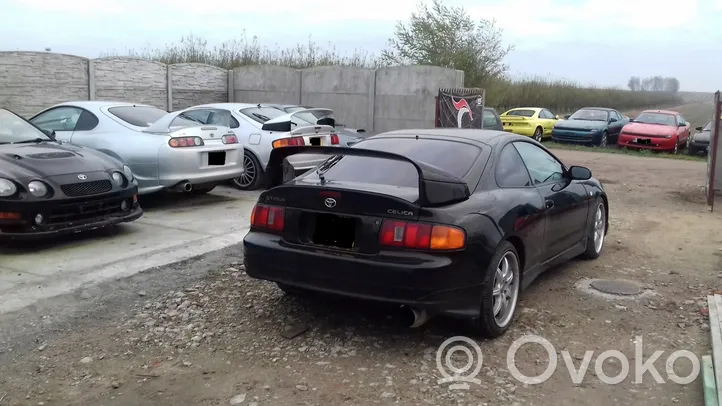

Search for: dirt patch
xmin=1 ymin=149 xmax=722 ymax=406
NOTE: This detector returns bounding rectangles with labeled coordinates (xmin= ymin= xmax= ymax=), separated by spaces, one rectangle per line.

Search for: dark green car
xmin=551 ymin=107 xmax=631 ymax=147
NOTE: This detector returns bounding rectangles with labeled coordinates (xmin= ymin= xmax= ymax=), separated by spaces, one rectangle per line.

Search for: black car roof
xmin=372 ymin=128 xmax=526 ymax=147
xmin=579 ymin=107 xmax=614 ymax=111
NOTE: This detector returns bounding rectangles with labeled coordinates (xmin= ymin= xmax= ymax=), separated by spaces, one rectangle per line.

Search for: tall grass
xmin=105 ymin=34 xmax=682 ymax=112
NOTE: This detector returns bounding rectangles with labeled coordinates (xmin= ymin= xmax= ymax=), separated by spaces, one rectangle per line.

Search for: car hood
xmin=0 ymin=142 xmax=123 ymax=180
xmin=554 ymin=120 xmax=607 ymax=130
xmin=622 ymin=122 xmax=676 ymax=136
xmin=694 ymin=130 xmax=711 ymax=142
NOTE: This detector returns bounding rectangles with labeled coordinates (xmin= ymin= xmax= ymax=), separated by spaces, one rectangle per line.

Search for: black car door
xmin=513 ymin=141 xmax=590 ymax=260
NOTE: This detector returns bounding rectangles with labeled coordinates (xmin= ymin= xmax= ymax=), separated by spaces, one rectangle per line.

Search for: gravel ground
xmin=1 ymin=149 xmax=722 ymax=406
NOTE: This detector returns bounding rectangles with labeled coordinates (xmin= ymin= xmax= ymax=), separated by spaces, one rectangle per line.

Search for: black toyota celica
xmin=0 ymin=108 xmax=142 ymax=240
xmin=242 ymin=128 xmax=609 ymax=338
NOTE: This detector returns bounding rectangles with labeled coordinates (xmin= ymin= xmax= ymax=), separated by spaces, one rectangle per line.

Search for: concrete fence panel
xmin=373 ymin=65 xmax=464 ymax=133
xmin=93 ymin=57 xmax=168 ymax=110
xmin=300 ymin=66 xmax=375 ymax=131
xmin=0 ymin=52 xmax=89 ymax=117
xmin=170 ymin=63 xmax=228 ymax=110
xmin=232 ymin=65 xmax=300 ymax=104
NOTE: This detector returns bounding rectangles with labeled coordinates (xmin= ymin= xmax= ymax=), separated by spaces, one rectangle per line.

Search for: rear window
xmin=507 ymin=109 xmax=535 ymax=117
xmin=302 ymin=138 xmax=482 ymax=188
xmin=107 ymin=106 xmax=168 ymax=127
xmin=240 ymin=107 xmax=286 ymax=123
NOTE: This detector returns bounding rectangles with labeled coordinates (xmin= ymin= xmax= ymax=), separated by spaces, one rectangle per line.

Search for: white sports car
xmin=29 ymin=101 xmax=245 ymax=195
xmin=180 ymin=103 xmax=340 ymax=190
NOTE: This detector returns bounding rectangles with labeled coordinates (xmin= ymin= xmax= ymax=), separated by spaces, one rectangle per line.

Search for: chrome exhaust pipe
xmin=175 ymin=181 xmax=192 ymax=192
xmin=402 ymin=305 xmax=430 ymax=328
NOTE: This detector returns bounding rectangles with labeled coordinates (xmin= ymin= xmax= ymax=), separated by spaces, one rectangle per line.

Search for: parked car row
xmin=0 ymin=101 xmax=363 ymax=240
xmin=500 ymin=105 xmax=706 ymax=155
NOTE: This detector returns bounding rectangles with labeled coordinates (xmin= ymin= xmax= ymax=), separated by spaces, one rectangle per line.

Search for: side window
xmin=613 ymin=111 xmax=622 ymax=121
xmin=74 ymin=110 xmax=100 ymax=131
xmin=677 ymin=115 xmax=686 ymax=125
xmin=542 ymin=110 xmax=555 ymax=119
xmin=483 ymin=110 xmax=500 ymax=128
xmin=495 ymin=144 xmax=532 ymax=188
xmin=513 ymin=142 xmax=564 ymax=185
xmin=30 ymin=107 xmax=83 ymax=132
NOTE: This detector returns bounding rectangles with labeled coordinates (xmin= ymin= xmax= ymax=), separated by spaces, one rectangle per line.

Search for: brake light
xmin=272 ymin=136 xmax=305 ymax=148
xmin=250 ymin=204 xmax=284 ymax=231
xmin=169 ymin=136 xmax=204 ymax=148
xmin=379 ymin=219 xmax=465 ymax=250
xmin=330 ymin=134 xmax=339 ymax=145
xmin=222 ymin=134 xmax=238 ymax=144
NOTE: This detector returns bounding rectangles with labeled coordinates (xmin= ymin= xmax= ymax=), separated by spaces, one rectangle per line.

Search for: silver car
xmin=183 ymin=103 xmax=339 ymax=190
xmin=29 ymin=101 xmax=244 ymax=195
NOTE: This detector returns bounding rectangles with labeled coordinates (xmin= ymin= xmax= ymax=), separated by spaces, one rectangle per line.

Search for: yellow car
xmin=500 ymin=107 xmax=560 ymax=141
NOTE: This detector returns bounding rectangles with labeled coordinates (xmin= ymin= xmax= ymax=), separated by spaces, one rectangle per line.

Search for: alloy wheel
xmin=593 ymin=203 xmax=605 ymax=253
xmin=533 ymin=127 xmax=543 ymax=142
xmin=492 ymin=251 xmax=520 ymax=328
xmin=600 ymin=133 xmax=608 ymax=148
xmin=234 ymin=154 xmax=257 ymax=188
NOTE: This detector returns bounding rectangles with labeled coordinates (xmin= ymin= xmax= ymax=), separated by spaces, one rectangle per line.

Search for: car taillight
xmin=330 ymin=134 xmax=339 ymax=145
xmin=379 ymin=219 xmax=465 ymax=250
xmin=222 ymin=134 xmax=238 ymax=144
xmin=169 ymin=136 xmax=204 ymax=148
xmin=272 ymin=137 xmax=305 ymax=148
xmin=250 ymin=204 xmax=284 ymax=231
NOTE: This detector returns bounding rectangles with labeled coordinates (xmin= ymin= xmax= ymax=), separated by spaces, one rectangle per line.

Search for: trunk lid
xmin=143 ymin=108 xmax=234 ymax=141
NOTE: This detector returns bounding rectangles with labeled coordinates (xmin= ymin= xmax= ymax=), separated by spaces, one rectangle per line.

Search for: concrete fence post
xmin=88 ymin=59 xmax=96 ymax=101
xmin=166 ymin=66 xmax=173 ymax=111
xmin=368 ymin=69 xmax=377 ymax=133
xmin=298 ymin=69 xmax=303 ymax=105
xmin=227 ymin=70 xmax=234 ymax=102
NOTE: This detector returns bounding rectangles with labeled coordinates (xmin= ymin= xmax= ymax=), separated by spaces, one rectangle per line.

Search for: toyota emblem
xmin=77 ymin=174 xmax=87 ymax=180
xmin=324 ymin=198 xmax=337 ymax=208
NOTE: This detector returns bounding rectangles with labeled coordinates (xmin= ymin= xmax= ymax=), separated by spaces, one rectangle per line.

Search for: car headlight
xmin=0 ymin=178 xmax=17 ymax=197
xmin=111 ymin=172 xmax=125 ymax=186
xmin=28 ymin=181 xmax=49 ymax=197
xmin=122 ymin=165 xmax=134 ymax=180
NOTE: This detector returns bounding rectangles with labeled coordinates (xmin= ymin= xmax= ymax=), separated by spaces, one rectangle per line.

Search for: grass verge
xmin=546 ymin=142 xmax=707 ymax=162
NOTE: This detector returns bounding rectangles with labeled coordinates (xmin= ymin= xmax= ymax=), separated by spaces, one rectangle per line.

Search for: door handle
xmin=545 ymin=200 xmax=554 ymax=209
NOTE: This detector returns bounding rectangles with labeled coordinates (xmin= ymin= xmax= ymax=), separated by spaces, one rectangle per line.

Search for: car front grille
xmin=61 ymin=180 xmax=112 ymax=197
xmin=46 ymin=195 xmax=127 ymax=225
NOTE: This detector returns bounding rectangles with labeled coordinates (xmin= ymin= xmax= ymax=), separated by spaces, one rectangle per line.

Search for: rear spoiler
xmin=265 ymin=146 xmax=471 ymax=207
xmin=262 ymin=108 xmax=336 ymax=132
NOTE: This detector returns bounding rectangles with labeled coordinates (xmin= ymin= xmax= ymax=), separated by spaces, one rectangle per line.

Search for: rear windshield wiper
xmin=12 ymin=138 xmax=53 ymax=144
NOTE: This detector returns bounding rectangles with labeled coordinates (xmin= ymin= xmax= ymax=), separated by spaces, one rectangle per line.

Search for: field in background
xmin=112 ymin=35 xmax=684 ymax=114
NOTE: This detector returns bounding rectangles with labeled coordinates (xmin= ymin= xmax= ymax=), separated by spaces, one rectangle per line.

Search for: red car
xmin=618 ymin=110 xmax=690 ymax=153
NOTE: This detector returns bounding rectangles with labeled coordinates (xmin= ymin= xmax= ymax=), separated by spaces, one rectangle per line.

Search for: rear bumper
xmin=158 ymin=145 xmax=245 ymax=187
xmin=0 ymin=189 xmax=142 ymax=241
xmin=503 ymin=126 xmax=536 ymax=136
xmin=618 ymin=134 xmax=675 ymax=150
xmin=242 ymin=231 xmax=484 ymax=318
xmin=689 ymin=140 xmax=710 ymax=153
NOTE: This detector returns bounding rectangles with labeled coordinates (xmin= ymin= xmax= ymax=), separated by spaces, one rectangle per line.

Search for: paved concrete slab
xmin=0 ymin=186 xmax=261 ymax=314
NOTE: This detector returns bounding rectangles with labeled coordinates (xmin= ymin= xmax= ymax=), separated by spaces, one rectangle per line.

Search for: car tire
xmin=532 ymin=127 xmax=543 ymax=142
xmin=597 ymin=131 xmax=609 ymax=148
xmin=581 ymin=198 xmax=606 ymax=260
xmin=191 ymin=185 xmax=216 ymax=195
xmin=232 ymin=151 xmax=265 ymax=190
xmin=472 ymin=241 xmax=521 ymax=338
xmin=688 ymin=145 xmax=697 ymax=156
xmin=672 ymin=141 xmax=679 ymax=154
xmin=277 ymin=283 xmax=311 ymax=297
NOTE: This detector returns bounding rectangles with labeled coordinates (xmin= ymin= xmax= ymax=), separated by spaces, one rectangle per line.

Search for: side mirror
xmin=696 ymin=126 xmax=703 ymax=131
xmin=629 ymin=118 xmax=634 ymax=122
xmin=564 ymin=114 xmax=571 ymax=119
xmin=555 ymin=115 xmax=560 ymax=119
xmin=568 ymin=165 xmax=592 ymax=180
xmin=41 ymin=129 xmax=56 ymax=138
xmin=678 ymin=122 xmax=686 ymax=127
xmin=609 ymin=117 xmax=618 ymax=123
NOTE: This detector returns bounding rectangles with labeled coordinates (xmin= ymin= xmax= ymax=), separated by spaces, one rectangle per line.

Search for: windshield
xmin=240 ymin=107 xmax=286 ymax=123
xmin=302 ymin=138 xmax=482 ymax=188
xmin=107 ymin=106 xmax=168 ymax=127
xmin=0 ymin=109 xmax=51 ymax=144
xmin=569 ymin=109 xmax=609 ymax=121
xmin=704 ymin=121 xmax=712 ymax=131
xmin=506 ymin=109 xmax=536 ymax=117
xmin=633 ymin=112 xmax=676 ymax=126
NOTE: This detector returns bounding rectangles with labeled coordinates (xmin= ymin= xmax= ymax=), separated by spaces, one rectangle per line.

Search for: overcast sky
xmin=2 ymin=0 xmax=720 ymax=92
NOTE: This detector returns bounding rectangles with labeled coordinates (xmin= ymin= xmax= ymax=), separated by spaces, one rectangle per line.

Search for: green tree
xmin=381 ymin=0 xmax=513 ymax=87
